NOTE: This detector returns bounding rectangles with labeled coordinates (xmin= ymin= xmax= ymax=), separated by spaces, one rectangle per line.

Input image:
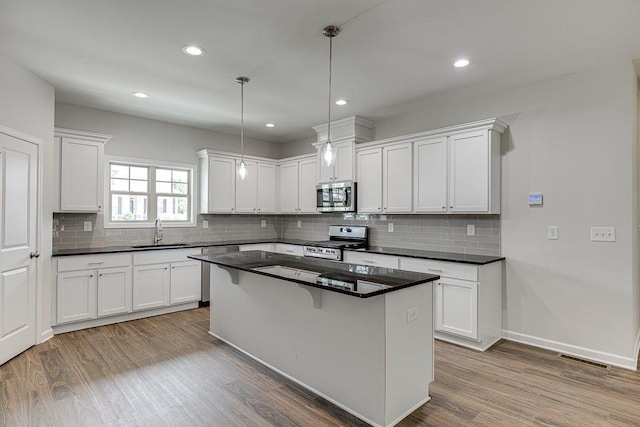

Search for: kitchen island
xmin=189 ymin=251 xmax=439 ymax=427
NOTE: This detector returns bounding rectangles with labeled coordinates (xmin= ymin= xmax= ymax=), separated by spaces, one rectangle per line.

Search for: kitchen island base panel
xmin=209 ymin=265 xmax=434 ymax=427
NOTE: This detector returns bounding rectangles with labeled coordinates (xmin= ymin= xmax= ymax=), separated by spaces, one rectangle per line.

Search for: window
xmin=106 ymin=158 xmax=195 ymax=228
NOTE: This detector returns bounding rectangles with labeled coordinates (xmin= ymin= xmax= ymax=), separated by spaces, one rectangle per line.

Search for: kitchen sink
xmin=131 ymin=243 xmax=190 ymax=249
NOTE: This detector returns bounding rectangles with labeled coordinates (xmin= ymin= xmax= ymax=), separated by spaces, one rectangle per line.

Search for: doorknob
xmin=30 ymin=252 xmax=40 ymax=258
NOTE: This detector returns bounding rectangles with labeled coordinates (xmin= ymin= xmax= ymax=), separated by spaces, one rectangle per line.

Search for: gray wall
xmin=0 ymin=54 xmax=55 ymax=341
xmin=280 ymin=136 xmax=316 ymax=158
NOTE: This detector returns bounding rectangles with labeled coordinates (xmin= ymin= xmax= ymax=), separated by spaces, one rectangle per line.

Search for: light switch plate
xmin=547 ymin=225 xmax=558 ymax=240
xmin=297 ymin=220 xmax=302 ymax=228
xmin=261 ymin=220 xmax=266 ymax=228
xmin=467 ymin=224 xmax=476 ymax=236
xmin=591 ymin=227 xmax=615 ymax=242
xmin=83 ymin=221 xmax=92 ymax=232
xmin=202 ymin=220 xmax=209 ymax=229
xmin=388 ymin=223 xmax=394 ymax=232
xmin=407 ymin=307 xmax=418 ymax=323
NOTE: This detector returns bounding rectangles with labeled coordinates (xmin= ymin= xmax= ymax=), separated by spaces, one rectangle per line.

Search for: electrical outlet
xmin=297 ymin=220 xmax=302 ymax=228
xmin=83 ymin=221 xmax=92 ymax=232
xmin=591 ymin=227 xmax=616 ymax=242
xmin=261 ymin=220 xmax=266 ymax=228
xmin=547 ymin=225 xmax=558 ymax=240
xmin=467 ymin=224 xmax=476 ymax=236
xmin=388 ymin=223 xmax=394 ymax=232
xmin=407 ymin=307 xmax=418 ymax=323
xmin=202 ymin=220 xmax=209 ymax=229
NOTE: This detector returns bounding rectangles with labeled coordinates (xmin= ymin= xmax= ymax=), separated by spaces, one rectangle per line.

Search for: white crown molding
xmin=54 ymin=127 xmax=113 ymax=143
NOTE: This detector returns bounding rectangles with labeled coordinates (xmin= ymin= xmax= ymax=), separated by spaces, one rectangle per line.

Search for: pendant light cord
xmin=327 ymin=35 xmax=333 ymax=143
xmin=240 ymin=80 xmax=245 ymax=161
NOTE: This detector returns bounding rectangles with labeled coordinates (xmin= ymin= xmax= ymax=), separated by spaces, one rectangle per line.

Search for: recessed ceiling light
xmin=454 ymin=58 xmax=470 ymax=68
xmin=131 ymin=92 xmax=149 ymax=98
xmin=265 ymin=123 xmax=276 ymax=128
xmin=335 ymin=99 xmax=348 ymax=106
xmin=182 ymin=45 xmax=205 ymax=56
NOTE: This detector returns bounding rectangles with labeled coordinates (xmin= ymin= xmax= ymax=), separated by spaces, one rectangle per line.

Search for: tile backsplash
xmin=53 ymin=213 xmax=500 ymax=256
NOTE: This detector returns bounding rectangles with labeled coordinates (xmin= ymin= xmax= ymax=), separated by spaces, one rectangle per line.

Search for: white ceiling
xmin=1 ymin=0 xmax=640 ymax=143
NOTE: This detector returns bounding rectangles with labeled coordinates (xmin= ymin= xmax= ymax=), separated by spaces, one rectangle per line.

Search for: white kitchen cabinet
xmin=343 ymin=251 xmax=400 ymax=269
xmin=356 ymin=142 xmax=412 ymax=214
xmin=236 ymin=161 xmax=277 ymax=214
xmin=97 ymin=266 xmax=132 ymax=318
xmin=132 ymin=248 xmax=202 ymax=311
xmin=240 ymin=243 xmax=275 ymax=252
xmin=198 ymin=152 xmax=236 ymax=214
xmin=57 ymin=270 xmax=97 ymax=324
xmin=56 ymin=253 xmax=132 ymax=324
xmin=317 ymin=140 xmax=354 ymax=183
xmin=278 ymin=156 xmax=318 ymax=214
xmin=133 ymin=263 xmax=171 ymax=311
xmin=54 ymin=128 xmax=112 ymax=213
xmin=274 ymin=243 xmax=303 ymax=256
xmin=435 ymin=278 xmax=478 ymax=339
xmin=413 ymin=137 xmax=448 ymax=213
xmin=170 ymin=260 xmax=201 ymax=304
xmin=399 ymin=256 xmax=502 ymax=351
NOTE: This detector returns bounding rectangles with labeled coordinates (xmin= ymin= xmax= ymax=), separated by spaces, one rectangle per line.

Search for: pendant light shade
xmin=321 ymin=25 xmax=340 ymax=168
xmin=236 ymin=76 xmax=250 ymax=180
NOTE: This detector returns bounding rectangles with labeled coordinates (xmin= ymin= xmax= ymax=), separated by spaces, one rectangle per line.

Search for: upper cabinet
xmin=356 ymin=118 xmax=506 ymax=215
xmin=197 ymin=149 xmax=280 ymax=215
xmin=312 ymin=116 xmax=376 ymax=184
xmin=54 ymin=128 xmax=112 ymax=213
xmin=279 ymin=155 xmax=318 ymax=214
xmin=356 ymin=142 xmax=413 ymax=214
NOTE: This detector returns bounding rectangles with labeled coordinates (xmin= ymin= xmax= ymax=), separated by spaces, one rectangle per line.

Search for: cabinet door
xmin=170 ymin=260 xmax=201 ymax=304
xmin=133 ymin=264 xmax=170 ymax=311
xmin=97 ymin=266 xmax=132 ymax=317
xmin=434 ymin=278 xmax=478 ymax=339
xmin=449 ymin=131 xmax=489 ymax=212
xmin=414 ymin=137 xmax=448 ymax=213
xmin=356 ymin=148 xmax=382 ymax=213
xmin=257 ymin=163 xmax=276 ymax=213
xmin=207 ymin=156 xmax=236 ymax=213
xmin=298 ymin=158 xmax=318 ymax=213
xmin=56 ymin=270 xmax=97 ymax=324
xmin=318 ymin=150 xmax=335 ymax=183
xmin=60 ymin=138 xmax=104 ymax=212
xmin=279 ymin=162 xmax=299 ymax=213
xmin=383 ymin=142 xmax=413 ymax=213
xmin=235 ymin=160 xmax=257 ymax=213
xmin=334 ymin=141 xmax=354 ymax=182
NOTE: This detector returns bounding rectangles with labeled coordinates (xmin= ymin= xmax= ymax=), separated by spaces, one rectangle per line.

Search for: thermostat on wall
xmin=528 ymin=193 xmax=543 ymax=205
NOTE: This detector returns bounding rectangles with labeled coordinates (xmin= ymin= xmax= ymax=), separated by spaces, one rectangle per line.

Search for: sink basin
xmin=131 ymin=243 xmax=189 ymax=249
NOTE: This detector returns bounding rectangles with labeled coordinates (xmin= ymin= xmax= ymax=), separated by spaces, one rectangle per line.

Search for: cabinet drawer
xmin=240 ymin=243 xmax=275 ymax=252
xmin=133 ymin=248 xmax=201 ymax=265
xmin=343 ymin=251 xmax=399 ymax=269
xmin=399 ymin=257 xmax=478 ymax=282
xmin=274 ymin=244 xmax=303 ymax=256
xmin=57 ymin=253 xmax=132 ymax=272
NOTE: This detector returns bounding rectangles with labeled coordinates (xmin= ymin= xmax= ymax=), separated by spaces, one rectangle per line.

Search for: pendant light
xmin=236 ymin=76 xmax=250 ymax=180
xmin=320 ymin=25 xmax=340 ymax=168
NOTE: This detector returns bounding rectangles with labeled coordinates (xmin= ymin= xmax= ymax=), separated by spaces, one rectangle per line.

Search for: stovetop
xmin=302 ymin=240 xmax=366 ymax=250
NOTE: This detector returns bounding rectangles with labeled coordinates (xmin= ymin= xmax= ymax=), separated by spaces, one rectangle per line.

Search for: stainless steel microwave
xmin=316 ymin=181 xmax=356 ymax=213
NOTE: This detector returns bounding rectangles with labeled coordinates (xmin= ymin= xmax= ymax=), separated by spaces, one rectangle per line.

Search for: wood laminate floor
xmin=1 ymin=307 xmax=639 ymax=426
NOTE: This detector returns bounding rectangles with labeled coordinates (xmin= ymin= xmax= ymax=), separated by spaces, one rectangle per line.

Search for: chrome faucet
xmin=154 ymin=218 xmax=163 ymax=245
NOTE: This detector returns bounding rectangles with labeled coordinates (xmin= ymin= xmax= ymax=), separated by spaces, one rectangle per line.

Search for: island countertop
xmin=189 ymin=251 xmax=439 ymax=298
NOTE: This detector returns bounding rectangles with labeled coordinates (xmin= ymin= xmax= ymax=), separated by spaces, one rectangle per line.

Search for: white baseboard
xmin=38 ymin=328 xmax=54 ymax=344
xmin=633 ymin=327 xmax=640 ymax=369
xmin=502 ymin=329 xmax=637 ymax=371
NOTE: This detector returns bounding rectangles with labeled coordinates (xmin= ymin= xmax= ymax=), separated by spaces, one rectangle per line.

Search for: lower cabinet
xmin=133 ymin=263 xmax=170 ymax=311
xmin=434 ymin=277 xmax=478 ymax=339
xmin=54 ymin=248 xmax=201 ymax=332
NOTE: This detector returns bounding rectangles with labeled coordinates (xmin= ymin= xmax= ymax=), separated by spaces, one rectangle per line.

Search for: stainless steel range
xmin=303 ymin=225 xmax=368 ymax=261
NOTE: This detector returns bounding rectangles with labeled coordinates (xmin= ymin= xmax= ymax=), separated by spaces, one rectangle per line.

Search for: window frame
xmin=104 ymin=156 xmax=197 ymax=229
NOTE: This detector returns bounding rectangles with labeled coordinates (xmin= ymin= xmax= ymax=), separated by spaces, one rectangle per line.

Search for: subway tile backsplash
xmin=53 ymin=213 xmax=500 ymax=256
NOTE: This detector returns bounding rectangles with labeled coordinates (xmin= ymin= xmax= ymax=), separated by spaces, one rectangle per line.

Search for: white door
xmin=56 ymin=270 xmax=97 ymax=324
xmin=132 ymin=264 xmax=170 ymax=311
xmin=60 ymin=138 xmax=103 ymax=212
xmin=414 ymin=137 xmax=448 ymax=213
xmin=97 ymin=266 xmax=132 ymax=317
xmin=235 ymin=160 xmax=257 ymax=213
xmin=207 ymin=156 xmax=236 ymax=213
xmin=435 ymin=278 xmax=478 ymax=339
xmin=356 ymin=148 xmax=382 ymax=213
xmin=334 ymin=141 xmax=354 ymax=182
xmin=170 ymin=260 xmax=201 ymax=304
xmin=298 ymin=158 xmax=318 ymax=213
xmin=0 ymin=127 xmax=38 ymax=366
xmin=383 ymin=142 xmax=413 ymax=213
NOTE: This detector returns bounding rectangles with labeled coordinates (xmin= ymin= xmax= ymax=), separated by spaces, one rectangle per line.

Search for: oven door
xmin=316 ymin=181 xmax=356 ymax=212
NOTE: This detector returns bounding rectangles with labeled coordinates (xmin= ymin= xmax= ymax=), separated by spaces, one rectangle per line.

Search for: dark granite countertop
xmin=189 ymin=251 xmax=439 ymax=298
xmin=52 ymin=239 xmax=309 ymax=257
xmin=348 ymin=246 xmax=504 ymax=265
